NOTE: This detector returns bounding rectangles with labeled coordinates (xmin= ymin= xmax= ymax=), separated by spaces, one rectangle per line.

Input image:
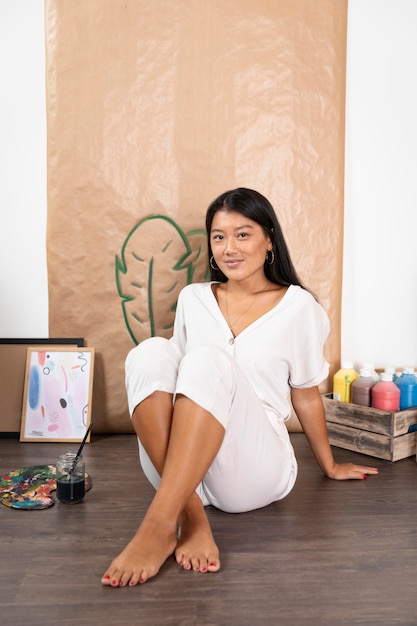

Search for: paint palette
xmin=0 ymin=465 xmax=92 ymax=509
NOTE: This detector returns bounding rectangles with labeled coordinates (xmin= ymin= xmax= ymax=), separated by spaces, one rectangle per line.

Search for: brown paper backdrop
xmin=45 ymin=0 xmax=347 ymax=433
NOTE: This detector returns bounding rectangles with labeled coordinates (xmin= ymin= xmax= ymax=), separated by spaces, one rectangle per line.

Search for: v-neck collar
xmin=209 ymin=282 xmax=292 ymax=340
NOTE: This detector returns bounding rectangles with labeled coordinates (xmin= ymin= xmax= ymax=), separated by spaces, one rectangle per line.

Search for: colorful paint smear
xmin=0 ymin=465 xmax=92 ymax=510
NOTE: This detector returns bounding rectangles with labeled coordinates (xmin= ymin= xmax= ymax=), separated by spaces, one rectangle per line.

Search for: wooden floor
xmin=1 ymin=433 xmax=416 ymax=626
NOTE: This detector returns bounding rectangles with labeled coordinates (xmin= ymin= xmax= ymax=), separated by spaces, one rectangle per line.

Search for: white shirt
xmin=171 ymin=282 xmax=330 ymax=422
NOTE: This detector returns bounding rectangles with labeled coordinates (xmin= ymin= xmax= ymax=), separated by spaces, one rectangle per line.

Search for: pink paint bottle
xmin=371 ymin=372 xmax=401 ymax=411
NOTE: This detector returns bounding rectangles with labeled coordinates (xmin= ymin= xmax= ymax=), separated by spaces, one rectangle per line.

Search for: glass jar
xmin=56 ymin=452 xmax=85 ymax=504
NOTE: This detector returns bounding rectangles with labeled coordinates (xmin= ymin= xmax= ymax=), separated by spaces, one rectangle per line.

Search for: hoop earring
xmin=210 ymin=255 xmax=220 ymax=270
xmin=266 ymin=249 xmax=275 ymax=265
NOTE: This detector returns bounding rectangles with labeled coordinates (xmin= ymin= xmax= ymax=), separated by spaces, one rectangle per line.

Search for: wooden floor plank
xmin=1 ymin=433 xmax=416 ymax=625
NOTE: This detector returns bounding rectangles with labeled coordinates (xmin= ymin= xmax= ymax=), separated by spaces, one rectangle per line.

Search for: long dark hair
xmin=205 ymin=187 xmax=308 ymax=291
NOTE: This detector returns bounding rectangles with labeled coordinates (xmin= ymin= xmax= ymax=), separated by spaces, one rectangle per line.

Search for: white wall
xmin=1 ymin=1 xmax=416 ymax=370
xmin=343 ymin=0 xmax=417 ymax=369
xmin=0 ymin=1 xmax=48 ymax=336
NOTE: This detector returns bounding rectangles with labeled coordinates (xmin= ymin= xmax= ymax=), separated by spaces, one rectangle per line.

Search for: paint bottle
xmin=333 ymin=361 xmax=359 ymax=403
xmin=362 ymin=362 xmax=380 ymax=382
xmin=351 ymin=368 xmax=376 ymax=407
xmin=371 ymin=373 xmax=401 ymax=411
xmin=384 ymin=365 xmax=397 ymax=382
xmin=395 ymin=367 xmax=417 ymax=410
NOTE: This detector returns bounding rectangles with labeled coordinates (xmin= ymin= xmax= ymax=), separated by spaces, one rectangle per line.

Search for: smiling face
xmin=210 ymin=209 xmax=272 ymax=284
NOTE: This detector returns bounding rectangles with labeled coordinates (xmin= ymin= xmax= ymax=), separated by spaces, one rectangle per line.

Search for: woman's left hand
xmin=326 ymin=462 xmax=379 ymax=480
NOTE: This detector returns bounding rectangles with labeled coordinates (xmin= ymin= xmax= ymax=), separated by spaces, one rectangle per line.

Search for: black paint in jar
xmin=56 ymin=452 xmax=85 ymax=504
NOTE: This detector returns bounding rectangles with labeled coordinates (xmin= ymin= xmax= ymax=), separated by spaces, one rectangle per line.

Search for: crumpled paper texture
xmin=46 ymin=0 xmax=347 ymax=433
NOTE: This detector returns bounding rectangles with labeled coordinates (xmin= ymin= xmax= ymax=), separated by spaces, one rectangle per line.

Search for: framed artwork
xmin=0 ymin=338 xmax=84 ymax=435
xmin=20 ymin=347 xmax=94 ymax=442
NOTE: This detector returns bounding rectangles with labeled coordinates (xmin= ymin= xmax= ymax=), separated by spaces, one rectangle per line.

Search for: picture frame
xmin=20 ymin=347 xmax=95 ymax=442
xmin=0 ymin=338 xmax=84 ymax=436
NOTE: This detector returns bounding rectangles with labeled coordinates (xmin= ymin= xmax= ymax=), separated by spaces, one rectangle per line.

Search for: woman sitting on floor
xmin=102 ymin=187 xmax=378 ymax=588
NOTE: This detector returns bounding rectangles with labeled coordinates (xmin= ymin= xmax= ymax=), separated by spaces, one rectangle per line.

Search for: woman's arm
xmin=290 ymin=386 xmax=379 ymax=480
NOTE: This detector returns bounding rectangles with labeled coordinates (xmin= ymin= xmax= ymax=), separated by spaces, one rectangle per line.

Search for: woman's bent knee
xmin=125 ymin=337 xmax=182 ymax=416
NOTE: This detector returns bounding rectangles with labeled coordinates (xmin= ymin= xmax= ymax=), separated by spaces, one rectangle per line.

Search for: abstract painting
xmin=20 ymin=348 xmax=94 ymax=442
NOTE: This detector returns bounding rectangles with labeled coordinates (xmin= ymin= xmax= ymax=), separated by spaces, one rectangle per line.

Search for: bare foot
xmin=175 ymin=507 xmax=220 ymax=573
xmin=101 ymin=514 xmax=177 ymax=587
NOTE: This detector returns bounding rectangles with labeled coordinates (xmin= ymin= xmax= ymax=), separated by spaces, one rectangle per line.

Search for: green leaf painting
xmin=116 ymin=215 xmax=209 ymax=345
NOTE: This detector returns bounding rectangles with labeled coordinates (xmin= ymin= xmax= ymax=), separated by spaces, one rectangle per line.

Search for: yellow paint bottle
xmin=333 ymin=360 xmax=359 ymax=402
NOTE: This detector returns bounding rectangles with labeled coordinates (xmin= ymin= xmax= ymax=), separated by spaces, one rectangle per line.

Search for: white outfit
xmin=125 ymin=282 xmax=330 ymax=513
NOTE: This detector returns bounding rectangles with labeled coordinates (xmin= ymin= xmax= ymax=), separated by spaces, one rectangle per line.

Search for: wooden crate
xmin=323 ymin=394 xmax=417 ymax=462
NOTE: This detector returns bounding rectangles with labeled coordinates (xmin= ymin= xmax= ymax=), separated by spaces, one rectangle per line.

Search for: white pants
xmin=125 ymin=337 xmax=297 ymax=513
